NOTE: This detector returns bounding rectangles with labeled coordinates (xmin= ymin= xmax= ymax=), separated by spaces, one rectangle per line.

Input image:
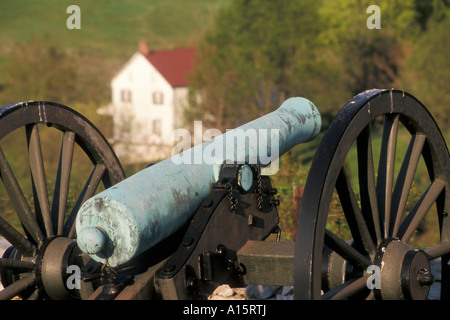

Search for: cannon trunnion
xmin=0 ymin=89 xmax=448 ymax=300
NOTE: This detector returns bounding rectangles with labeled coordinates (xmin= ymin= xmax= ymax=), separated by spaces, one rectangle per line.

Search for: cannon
xmin=0 ymin=89 xmax=448 ymax=300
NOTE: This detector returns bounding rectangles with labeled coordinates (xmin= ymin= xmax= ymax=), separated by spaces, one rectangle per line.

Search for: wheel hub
xmin=374 ymin=239 xmax=433 ymax=300
xmin=0 ymin=246 xmax=25 ymax=290
xmin=322 ymin=244 xmax=356 ymax=292
xmin=1 ymin=237 xmax=81 ymax=300
xmin=35 ymin=237 xmax=79 ymax=300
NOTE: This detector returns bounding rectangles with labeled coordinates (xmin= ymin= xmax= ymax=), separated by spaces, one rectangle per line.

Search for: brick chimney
xmin=138 ymin=41 xmax=150 ymax=56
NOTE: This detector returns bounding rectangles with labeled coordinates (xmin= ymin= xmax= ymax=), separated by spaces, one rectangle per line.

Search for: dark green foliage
xmin=186 ymin=0 xmax=348 ymax=131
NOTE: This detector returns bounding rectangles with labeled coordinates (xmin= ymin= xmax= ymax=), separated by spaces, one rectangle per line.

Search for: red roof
xmin=144 ymin=48 xmax=196 ymax=87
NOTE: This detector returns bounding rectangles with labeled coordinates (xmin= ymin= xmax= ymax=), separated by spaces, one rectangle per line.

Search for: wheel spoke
xmin=294 ymin=90 xmax=449 ymax=300
xmin=336 ymin=167 xmax=375 ymax=255
xmin=0 ymin=258 xmax=35 ymax=272
xmin=390 ymin=134 xmax=426 ymax=237
xmin=377 ymin=114 xmax=399 ymax=238
xmin=26 ymin=289 xmax=40 ymax=300
xmin=357 ymin=124 xmax=382 ymax=245
xmin=398 ymin=179 xmax=446 ymax=243
xmin=0 ymin=101 xmax=124 ymax=301
xmin=322 ymin=276 xmax=368 ymax=300
xmin=324 ymin=229 xmax=371 ymax=269
xmin=0 ymin=147 xmax=44 ymax=244
xmin=51 ymin=131 xmax=75 ymax=235
xmin=0 ymin=216 xmax=35 ymax=256
xmin=0 ymin=276 xmax=35 ymax=300
xmin=26 ymin=124 xmax=53 ymax=237
xmin=63 ymin=164 xmax=106 ymax=238
xmin=424 ymin=242 xmax=450 ymax=260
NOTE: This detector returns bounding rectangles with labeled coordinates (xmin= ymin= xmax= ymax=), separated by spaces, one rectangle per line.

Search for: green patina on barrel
xmin=76 ymin=97 xmax=321 ymax=267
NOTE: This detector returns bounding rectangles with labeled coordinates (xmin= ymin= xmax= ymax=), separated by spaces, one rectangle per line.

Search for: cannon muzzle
xmin=76 ymin=97 xmax=321 ymax=267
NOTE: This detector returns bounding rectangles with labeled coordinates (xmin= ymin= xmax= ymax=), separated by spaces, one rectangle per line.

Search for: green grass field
xmin=0 ymin=0 xmax=230 ymax=57
xmin=0 ymin=0 xmax=232 ymax=131
xmin=0 ymin=0 xmax=232 ymax=91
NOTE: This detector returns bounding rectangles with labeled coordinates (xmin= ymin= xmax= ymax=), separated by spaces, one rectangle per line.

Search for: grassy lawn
xmin=0 ymin=0 xmax=230 ymax=56
xmin=0 ymin=0 xmax=231 ymax=85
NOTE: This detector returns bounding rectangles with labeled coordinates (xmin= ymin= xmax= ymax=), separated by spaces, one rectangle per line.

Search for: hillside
xmin=0 ymin=0 xmax=231 ymax=110
xmin=0 ymin=0 xmax=230 ymax=57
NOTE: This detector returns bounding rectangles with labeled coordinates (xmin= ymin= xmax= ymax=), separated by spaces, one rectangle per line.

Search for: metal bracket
xmin=155 ymin=163 xmax=280 ymax=299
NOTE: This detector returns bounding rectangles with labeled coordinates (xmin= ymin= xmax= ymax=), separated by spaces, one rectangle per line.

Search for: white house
xmin=101 ymin=42 xmax=196 ymax=163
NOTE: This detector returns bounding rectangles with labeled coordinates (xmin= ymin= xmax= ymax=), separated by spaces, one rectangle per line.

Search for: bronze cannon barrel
xmin=76 ymin=97 xmax=321 ymax=267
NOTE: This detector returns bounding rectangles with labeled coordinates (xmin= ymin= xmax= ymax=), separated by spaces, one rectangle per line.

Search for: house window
xmin=152 ymin=119 xmax=162 ymax=136
xmin=152 ymin=91 xmax=164 ymax=105
xmin=121 ymin=89 xmax=132 ymax=102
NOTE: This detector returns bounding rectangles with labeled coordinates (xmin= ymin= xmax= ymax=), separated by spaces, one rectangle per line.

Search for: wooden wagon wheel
xmin=294 ymin=89 xmax=449 ymax=299
xmin=0 ymin=101 xmax=125 ymax=300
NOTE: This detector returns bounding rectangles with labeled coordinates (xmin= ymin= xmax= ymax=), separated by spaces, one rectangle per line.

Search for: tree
xmin=414 ymin=0 xmax=450 ymax=30
xmin=1 ymin=38 xmax=79 ymax=105
xmin=318 ymin=0 xmax=417 ymax=96
xmin=186 ymin=0 xmax=347 ymax=131
xmin=0 ymin=37 xmax=118 ymax=138
xmin=399 ymin=6 xmax=450 ymax=131
xmin=0 ymin=36 xmax=117 ymax=109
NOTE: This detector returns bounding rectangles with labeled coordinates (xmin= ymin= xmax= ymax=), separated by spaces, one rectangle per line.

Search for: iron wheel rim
xmin=0 ymin=101 xmax=125 ymax=299
xmin=294 ymin=89 xmax=450 ymax=300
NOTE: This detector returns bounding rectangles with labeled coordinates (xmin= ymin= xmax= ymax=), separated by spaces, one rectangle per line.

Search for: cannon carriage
xmin=0 ymin=89 xmax=448 ymax=300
